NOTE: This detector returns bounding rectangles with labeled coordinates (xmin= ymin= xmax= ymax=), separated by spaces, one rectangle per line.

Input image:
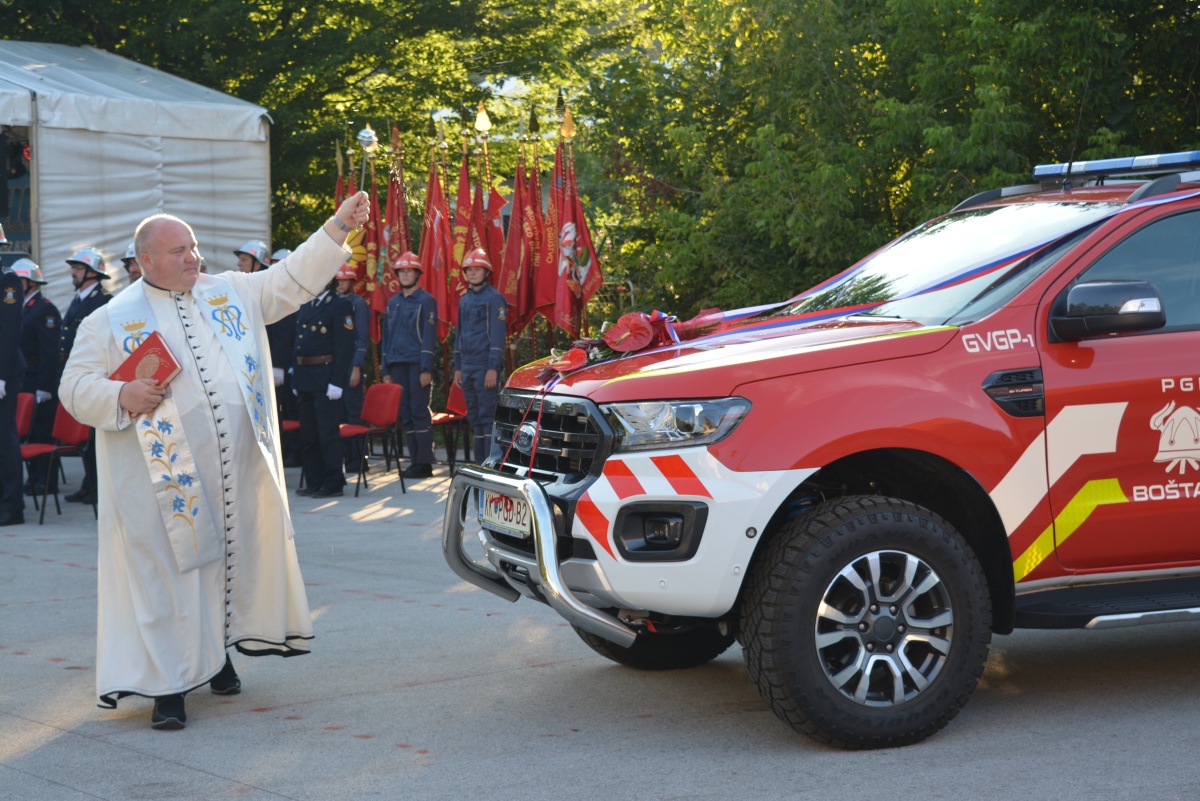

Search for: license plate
xmin=479 ymin=489 xmax=532 ymax=537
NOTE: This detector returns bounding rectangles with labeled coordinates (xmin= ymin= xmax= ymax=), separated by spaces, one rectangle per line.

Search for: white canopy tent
xmin=0 ymin=41 xmax=271 ymax=310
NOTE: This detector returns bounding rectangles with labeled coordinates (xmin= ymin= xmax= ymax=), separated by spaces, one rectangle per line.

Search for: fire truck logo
xmin=1150 ymin=400 xmax=1200 ymax=474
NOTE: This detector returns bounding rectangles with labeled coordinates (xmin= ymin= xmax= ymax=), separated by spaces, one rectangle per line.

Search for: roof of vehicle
xmin=954 ymin=150 xmax=1200 ymax=211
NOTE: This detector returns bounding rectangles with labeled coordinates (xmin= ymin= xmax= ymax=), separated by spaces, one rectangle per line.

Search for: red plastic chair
xmin=21 ymin=405 xmax=95 ymax=523
xmin=431 ymin=382 xmax=470 ymax=474
xmin=15 ymin=392 xmax=34 ymax=442
xmin=339 ymin=383 xmax=404 ymax=496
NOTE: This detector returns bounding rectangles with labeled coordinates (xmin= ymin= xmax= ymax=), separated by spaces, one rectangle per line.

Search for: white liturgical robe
xmin=60 ymin=227 xmax=349 ymax=707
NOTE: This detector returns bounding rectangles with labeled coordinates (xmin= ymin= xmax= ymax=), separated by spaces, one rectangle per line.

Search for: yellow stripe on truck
xmin=1012 ymin=478 xmax=1128 ymax=583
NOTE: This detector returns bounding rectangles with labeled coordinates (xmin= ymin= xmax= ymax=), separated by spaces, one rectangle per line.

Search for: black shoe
xmin=65 ymin=489 xmax=95 ymax=504
xmin=151 ymin=694 xmax=186 ymax=730
xmin=296 ymin=486 xmax=314 ymax=496
xmin=402 ymin=463 xmax=434 ymax=479
xmin=0 ymin=512 xmax=24 ymax=527
xmin=311 ymin=485 xmax=344 ymax=498
xmin=210 ymin=656 xmax=241 ymax=696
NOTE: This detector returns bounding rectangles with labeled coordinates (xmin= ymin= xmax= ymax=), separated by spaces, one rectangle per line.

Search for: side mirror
xmin=1050 ymin=280 xmax=1165 ymax=342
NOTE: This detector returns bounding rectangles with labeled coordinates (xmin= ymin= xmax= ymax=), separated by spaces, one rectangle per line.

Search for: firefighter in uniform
xmin=0 ymin=254 xmax=25 ymax=526
xmin=452 ymin=248 xmax=507 ymax=464
xmin=234 ymin=240 xmax=271 ymax=274
xmin=380 ymin=251 xmax=438 ymax=479
xmin=292 ymin=277 xmax=355 ymax=496
xmin=61 ymin=247 xmax=110 ymax=504
xmin=335 ymin=265 xmax=370 ymax=472
xmin=120 ymin=241 xmax=142 ymax=282
xmin=246 ymin=244 xmax=301 ymax=466
xmin=12 ymin=259 xmax=61 ymax=494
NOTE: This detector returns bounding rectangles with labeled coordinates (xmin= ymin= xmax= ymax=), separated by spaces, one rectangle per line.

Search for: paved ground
xmin=3 ymin=454 xmax=1199 ymax=801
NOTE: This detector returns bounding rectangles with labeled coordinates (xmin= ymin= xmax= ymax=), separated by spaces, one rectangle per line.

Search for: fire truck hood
xmin=508 ymin=316 xmax=959 ymax=403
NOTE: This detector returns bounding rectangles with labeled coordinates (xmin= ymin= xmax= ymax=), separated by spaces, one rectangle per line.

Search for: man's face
xmin=20 ymin=278 xmax=37 ymax=295
xmin=68 ymin=263 xmax=96 ymax=290
xmin=125 ymin=259 xmax=142 ymax=281
xmin=465 ymin=265 xmax=488 ymax=287
xmin=336 ymin=279 xmax=355 ymax=295
xmin=237 ymin=253 xmax=257 ymax=273
xmin=396 ymin=268 xmax=420 ymax=289
xmin=141 ymin=219 xmax=201 ymax=292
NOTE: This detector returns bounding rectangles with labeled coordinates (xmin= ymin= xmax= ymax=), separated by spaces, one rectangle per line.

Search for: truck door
xmin=1040 ymin=206 xmax=1200 ymax=570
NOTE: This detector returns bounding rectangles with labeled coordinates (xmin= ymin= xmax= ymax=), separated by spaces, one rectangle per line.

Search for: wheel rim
xmin=814 ymin=549 xmax=954 ymax=707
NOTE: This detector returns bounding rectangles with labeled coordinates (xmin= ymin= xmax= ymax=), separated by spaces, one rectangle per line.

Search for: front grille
xmin=493 ymin=390 xmax=605 ymax=484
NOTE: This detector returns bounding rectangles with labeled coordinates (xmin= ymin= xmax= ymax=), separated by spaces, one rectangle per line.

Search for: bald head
xmin=134 ymin=214 xmax=201 ymax=292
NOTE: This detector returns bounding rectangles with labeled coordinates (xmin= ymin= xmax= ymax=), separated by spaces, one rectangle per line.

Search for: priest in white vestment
xmin=60 ymin=193 xmax=369 ymax=729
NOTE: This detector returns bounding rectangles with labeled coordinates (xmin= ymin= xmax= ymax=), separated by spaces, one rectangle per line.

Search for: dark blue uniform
xmin=452 ymin=283 xmax=507 ymax=463
xmin=292 ymin=291 xmax=355 ymax=495
xmin=381 ymin=287 xmax=437 ymax=467
xmin=266 ymin=311 xmax=300 ymax=464
xmin=20 ymin=289 xmax=62 ymax=492
xmin=60 ymin=283 xmax=109 ymax=502
xmin=341 ymin=290 xmax=371 ymax=427
xmin=0 ymin=269 xmax=26 ymax=523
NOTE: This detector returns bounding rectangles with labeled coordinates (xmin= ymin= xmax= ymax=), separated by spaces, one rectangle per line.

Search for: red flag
xmin=418 ymin=158 xmax=453 ymax=341
xmin=551 ymin=151 xmax=602 ymax=338
xmin=447 ymin=153 xmax=473 ymax=326
xmin=497 ymin=161 xmax=525 ymax=331
xmin=370 ymin=131 xmax=410 ymax=342
xmin=351 ymin=164 xmax=383 ymax=300
xmin=485 ymin=186 xmax=507 ymax=272
xmin=514 ymin=160 xmax=542 ymax=334
xmin=534 ymin=139 xmax=565 ymax=318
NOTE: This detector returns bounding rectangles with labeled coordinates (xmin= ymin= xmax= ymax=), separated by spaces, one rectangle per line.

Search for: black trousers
xmin=0 ymin=389 xmax=23 ymax=516
xmin=297 ymin=389 xmax=344 ymax=491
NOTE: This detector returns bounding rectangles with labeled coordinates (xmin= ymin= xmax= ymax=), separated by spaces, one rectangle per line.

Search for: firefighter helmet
xmin=462 ymin=247 xmax=492 ymax=272
xmin=122 ymin=241 xmax=138 ymax=266
xmin=66 ymin=246 xmax=108 ymax=277
xmin=10 ymin=257 xmax=47 ymax=284
xmin=393 ymin=251 xmax=421 ymax=272
xmin=271 ymin=248 xmax=292 ymax=262
xmin=336 ymin=264 xmax=358 ymax=281
xmin=233 ymin=240 xmax=271 ymax=267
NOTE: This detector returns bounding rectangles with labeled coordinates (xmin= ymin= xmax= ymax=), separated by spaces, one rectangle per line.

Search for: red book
xmin=109 ymin=331 xmax=182 ymax=386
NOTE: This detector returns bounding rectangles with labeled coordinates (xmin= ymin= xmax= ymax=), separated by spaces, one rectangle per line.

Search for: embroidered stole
xmin=107 ymin=276 xmax=278 ymax=573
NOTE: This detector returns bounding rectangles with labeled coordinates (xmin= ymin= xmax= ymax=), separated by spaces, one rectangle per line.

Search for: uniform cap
xmin=233 ymin=240 xmax=271 ymax=266
xmin=393 ymin=251 xmax=421 ymax=272
xmin=67 ymin=246 xmax=108 ymax=276
xmin=336 ymin=264 xmax=358 ymax=281
xmin=271 ymin=248 xmax=292 ymax=261
xmin=122 ymin=241 xmax=137 ymax=265
xmin=462 ymin=247 xmax=492 ymax=271
xmin=11 ymin=257 xmax=47 ymax=284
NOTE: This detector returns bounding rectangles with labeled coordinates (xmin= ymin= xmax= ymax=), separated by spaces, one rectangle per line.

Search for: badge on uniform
xmin=497 ymin=306 xmax=506 ymax=320
xmin=45 ymin=316 xmax=58 ymax=328
xmin=3 ymin=288 xmax=14 ymax=304
xmin=344 ymin=315 xmax=354 ymax=330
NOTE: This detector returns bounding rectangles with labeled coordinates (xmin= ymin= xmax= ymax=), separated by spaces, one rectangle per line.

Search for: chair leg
xmin=354 ymin=438 xmax=367 ymax=497
xmin=395 ymin=430 xmax=405 ymax=494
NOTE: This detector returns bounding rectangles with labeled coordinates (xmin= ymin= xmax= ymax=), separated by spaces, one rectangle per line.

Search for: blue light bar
xmin=1033 ymin=150 xmax=1200 ymax=180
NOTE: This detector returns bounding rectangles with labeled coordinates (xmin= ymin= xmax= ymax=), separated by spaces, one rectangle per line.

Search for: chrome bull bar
xmin=442 ymin=465 xmax=637 ymax=647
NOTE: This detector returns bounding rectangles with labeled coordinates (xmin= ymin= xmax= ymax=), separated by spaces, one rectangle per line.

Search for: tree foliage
xmin=5 ymin=0 xmax=1199 ymax=318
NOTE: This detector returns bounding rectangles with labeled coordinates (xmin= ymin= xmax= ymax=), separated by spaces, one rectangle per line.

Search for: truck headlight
xmin=601 ymin=397 xmax=751 ymax=452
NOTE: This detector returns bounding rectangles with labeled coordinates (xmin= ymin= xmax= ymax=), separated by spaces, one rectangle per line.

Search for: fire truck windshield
xmin=783 ymin=201 xmax=1120 ymax=323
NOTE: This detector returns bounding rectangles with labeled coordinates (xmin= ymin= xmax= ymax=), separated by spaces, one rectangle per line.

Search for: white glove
xmin=0 ymin=379 xmax=5 ymax=400
xmin=273 ymin=367 xmax=284 ymax=386
xmin=326 ymin=384 xmax=343 ymax=401
xmin=36 ymin=390 xmax=51 ymax=403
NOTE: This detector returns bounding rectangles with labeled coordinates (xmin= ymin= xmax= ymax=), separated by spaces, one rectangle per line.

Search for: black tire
xmin=574 ymin=625 xmax=735 ymax=671
xmin=740 ymin=495 xmax=992 ymax=749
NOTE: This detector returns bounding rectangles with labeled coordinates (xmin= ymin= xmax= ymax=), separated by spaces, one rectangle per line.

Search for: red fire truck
xmin=443 ymin=150 xmax=1200 ymax=748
